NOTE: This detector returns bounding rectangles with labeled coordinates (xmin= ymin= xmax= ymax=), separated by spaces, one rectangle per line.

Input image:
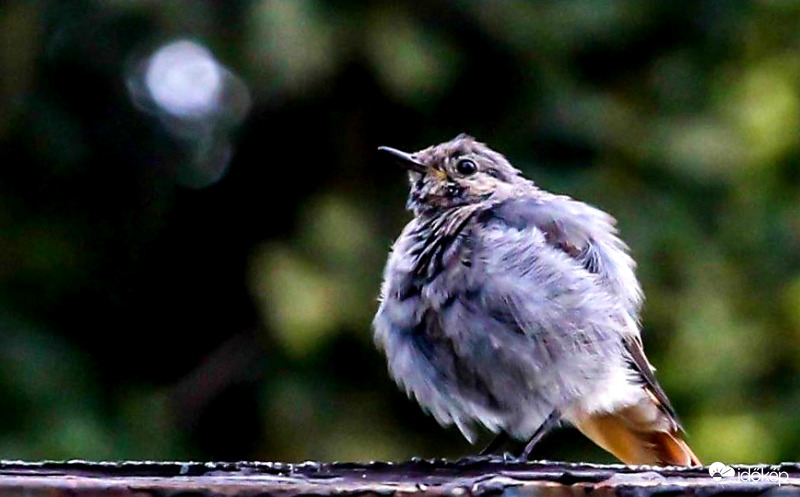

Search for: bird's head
xmin=379 ymin=134 xmax=528 ymax=215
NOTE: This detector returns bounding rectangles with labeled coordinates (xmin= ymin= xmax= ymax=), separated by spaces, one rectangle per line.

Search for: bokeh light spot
xmin=145 ymin=40 xmax=222 ymax=118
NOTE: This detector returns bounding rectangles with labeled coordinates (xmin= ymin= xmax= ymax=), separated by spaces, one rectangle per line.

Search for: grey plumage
xmin=373 ymin=135 xmax=698 ymax=465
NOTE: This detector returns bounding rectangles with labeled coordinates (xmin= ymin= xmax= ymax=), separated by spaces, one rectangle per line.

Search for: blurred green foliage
xmin=1 ymin=0 xmax=800 ymax=464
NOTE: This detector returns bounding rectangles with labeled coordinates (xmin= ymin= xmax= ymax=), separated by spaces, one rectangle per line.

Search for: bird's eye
xmin=456 ymin=159 xmax=477 ymax=176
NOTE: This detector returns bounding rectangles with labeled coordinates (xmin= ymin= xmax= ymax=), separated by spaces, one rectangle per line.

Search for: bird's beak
xmin=377 ymin=146 xmax=427 ymax=174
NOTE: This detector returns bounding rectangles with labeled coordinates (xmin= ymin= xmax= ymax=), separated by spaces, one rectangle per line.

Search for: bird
xmin=372 ymin=134 xmax=700 ymax=466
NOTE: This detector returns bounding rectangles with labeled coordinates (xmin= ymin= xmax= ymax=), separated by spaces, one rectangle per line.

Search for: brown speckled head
xmin=379 ymin=134 xmax=529 ymax=214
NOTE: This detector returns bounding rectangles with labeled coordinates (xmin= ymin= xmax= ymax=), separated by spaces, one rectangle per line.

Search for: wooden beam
xmin=0 ymin=458 xmax=795 ymax=495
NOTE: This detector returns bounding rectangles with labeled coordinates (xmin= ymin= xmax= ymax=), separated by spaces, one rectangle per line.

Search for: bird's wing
xmin=484 ymin=196 xmax=642 ymax=321
xmin=478 ymin=197 xmax=681 ymax=427
xmin=621 ymin=334 xmax=681 ymax=428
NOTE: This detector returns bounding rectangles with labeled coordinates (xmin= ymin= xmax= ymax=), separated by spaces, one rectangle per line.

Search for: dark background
xmin=1 ymin=0 xmax=800 ymax=463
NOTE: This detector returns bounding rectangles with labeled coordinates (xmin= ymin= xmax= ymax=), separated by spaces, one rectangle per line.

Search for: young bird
xmin=372 ymin=134 xmax=700 ymax=466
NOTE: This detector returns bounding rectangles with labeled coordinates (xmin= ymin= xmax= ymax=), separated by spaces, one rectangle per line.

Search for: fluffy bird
xmin=372 ymin=134 xmax=699 ymax=466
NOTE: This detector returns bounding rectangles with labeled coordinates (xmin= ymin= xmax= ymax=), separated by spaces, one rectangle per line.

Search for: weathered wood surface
xmin=0 ymin=458 xmax=796 ymax=496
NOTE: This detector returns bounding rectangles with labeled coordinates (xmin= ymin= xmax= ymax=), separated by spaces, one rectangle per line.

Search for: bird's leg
xmin=479 ymin=432 xmax=510 ymax=456
xmin=519 ymin=410 xmax=562 ymax=460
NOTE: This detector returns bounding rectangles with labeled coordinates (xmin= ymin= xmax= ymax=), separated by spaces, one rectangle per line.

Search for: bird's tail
xmin=571 ymin=401 xmax=701 ymax=466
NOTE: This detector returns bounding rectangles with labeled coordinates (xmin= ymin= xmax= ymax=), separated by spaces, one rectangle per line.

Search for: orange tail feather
xmin=572 ymin=404 xmax=701 ymax=466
